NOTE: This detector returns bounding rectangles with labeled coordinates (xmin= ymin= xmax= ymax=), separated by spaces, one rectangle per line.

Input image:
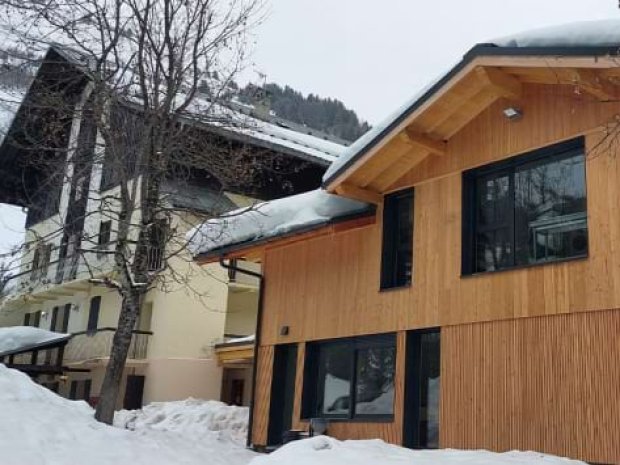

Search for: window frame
xmin=380 ymin=188 xmax=415 ymax=290
xmin=302 ymin=333 xmax=397 ymax=422
xmin=462 ymin=137 xmax=588 ymax=276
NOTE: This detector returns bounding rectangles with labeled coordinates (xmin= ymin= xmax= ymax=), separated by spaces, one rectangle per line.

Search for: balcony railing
xmin=64 ymin=328 xmax=153 ymax=363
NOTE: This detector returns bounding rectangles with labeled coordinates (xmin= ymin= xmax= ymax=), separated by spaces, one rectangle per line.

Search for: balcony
xmin=64 ymin=328 xmax=153 ymax=365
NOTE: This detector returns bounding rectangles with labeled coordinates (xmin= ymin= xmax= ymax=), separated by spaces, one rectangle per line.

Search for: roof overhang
xmin=195 ymin=210 xmax=376 ymax=265
xmin=324 ymin=44 xmax=620 ymax=197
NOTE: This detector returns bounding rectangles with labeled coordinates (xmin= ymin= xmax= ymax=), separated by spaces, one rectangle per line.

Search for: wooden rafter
xmin=571 ymin=69 xmax=617 ymax=101
xmin=335 ymin=183 xmax=383 ymax=205
xmin=369 ymin=149 xmax=430 ymax=191
xmin=476 ymin=67 xmax=522 ymax=100
xmin=401 ymin=128 xmax=446 ymax=156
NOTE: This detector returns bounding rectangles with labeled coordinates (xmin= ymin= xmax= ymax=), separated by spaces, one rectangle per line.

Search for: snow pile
xmin=0 ymin=326 xmax=69 ymax=355
xmin=250 ymin=436 xmax=587 ymax=465
xmin=188 ymin=189 xmax=373 ymax=256
xmin=492 ymin=19 xmax=620 ymax=48
xmin=114 ymin=398 xmax=249 ymax=445
xmin=0 ymin=364 xmax=258 ymax=465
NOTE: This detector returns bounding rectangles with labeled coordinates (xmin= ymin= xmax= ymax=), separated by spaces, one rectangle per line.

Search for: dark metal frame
xmin=302 ymin=333 xmax=397 ymax=422
xmin=461 ymin=137 xmax=588 ymax=275
xmin=380 ymin=188 xmax=414 ymax=290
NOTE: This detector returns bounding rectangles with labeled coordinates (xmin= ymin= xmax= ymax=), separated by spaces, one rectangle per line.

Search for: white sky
xmin=0 ymin=0 xmax=619 ymax=258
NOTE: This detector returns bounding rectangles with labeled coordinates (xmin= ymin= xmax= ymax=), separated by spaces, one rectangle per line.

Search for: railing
xmin=64 ymin=327 xmax=153 ymax=363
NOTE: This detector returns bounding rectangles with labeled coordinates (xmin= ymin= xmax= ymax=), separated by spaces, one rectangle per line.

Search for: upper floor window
xmin=380 ymin=188 xmax=414 ymax=289
xmin=462 ymin=138 xmax=588 ymax=275
xmin=30 ymin=243 xmax=52 ymax=281
xmin=302 ymin=334 xmax=396 ymax=420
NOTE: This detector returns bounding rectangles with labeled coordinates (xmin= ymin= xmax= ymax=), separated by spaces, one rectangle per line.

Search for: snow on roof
xmin=0 ymin=326 xmax=70 ymax=356
xmin=322 ymin=19 xmax=620 ymax=186
xmin=187 ymin=189 xmax=374 ymax=257
xmin=254 ymin=435 xmax=588 ymax=465
xmin=492 ymin=19 xmax=620 ymax=48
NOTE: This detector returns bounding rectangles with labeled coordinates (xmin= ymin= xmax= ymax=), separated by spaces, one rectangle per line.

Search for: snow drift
xmin=0 ymin=364 xmax=257 ymax=465
xmin=114 ymin=398 xmax=249 ymax=445
xmin=250 ymin=436 xmax=587 ymax=465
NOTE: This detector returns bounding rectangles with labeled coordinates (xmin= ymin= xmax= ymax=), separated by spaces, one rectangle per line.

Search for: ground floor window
xmin=303 ymin=333 xmax=396 ymax=420
xmin=69 ymin=379 xmax=92 ymax=402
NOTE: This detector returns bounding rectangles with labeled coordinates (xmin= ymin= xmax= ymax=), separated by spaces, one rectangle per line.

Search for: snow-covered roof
xmin=0 ymin=326 xmax=70 ymax=356
xmin=492 ymin=19 xmax=620 ymax=48
xmin=322 ymin=19 xmax=620 ymax=187
xmin=187 ymin=189 xmax=374 ymax=257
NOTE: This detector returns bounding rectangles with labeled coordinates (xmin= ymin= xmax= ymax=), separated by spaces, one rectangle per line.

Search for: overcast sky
xmin=1 ymin=0 xmax=619 ymax=258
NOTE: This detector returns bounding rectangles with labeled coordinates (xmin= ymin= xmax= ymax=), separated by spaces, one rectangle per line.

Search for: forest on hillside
xmin=237 ymin=82 xmax=370 ymax=142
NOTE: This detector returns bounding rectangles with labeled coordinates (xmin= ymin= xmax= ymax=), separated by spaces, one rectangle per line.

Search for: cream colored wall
xmin=142 ymin=358 xmax=222 ymax=404
xmin=225 ymin=290 xmax=259 ymax=336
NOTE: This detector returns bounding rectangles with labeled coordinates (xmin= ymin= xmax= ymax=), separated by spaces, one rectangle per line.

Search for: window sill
xmin=300 ymin=415 xmax=395 ymax=424
xmin=379 ymin=283 xmax=411 ymax=293
xmin=461 ymin=254 xmax=588 ymax=278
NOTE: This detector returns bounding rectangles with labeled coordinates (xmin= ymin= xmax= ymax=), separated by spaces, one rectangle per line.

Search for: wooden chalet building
xmin=192 ymin=21 xmax=620 ymax=464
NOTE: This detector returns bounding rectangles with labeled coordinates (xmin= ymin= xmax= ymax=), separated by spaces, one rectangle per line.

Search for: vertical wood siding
xmin=252 ymin=345 xmax=274 ymax=446
xmin=260 ymin=84 xmax=620 ymax=347
xmin=440 ymin=309 xmax=620 ymax=464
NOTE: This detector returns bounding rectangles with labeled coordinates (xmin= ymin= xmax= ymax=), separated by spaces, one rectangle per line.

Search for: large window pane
xmin=318 ymin=344 xmax=352 ymax=415
xmin=354 ymin=346 xmax=396 ymax=416
xmin=418 ymin=332 xmax=441 ymax=448
xmin=464 ymin=138 xmax=587 ymax=274
xmin=515 ymin=153 xmax=587 ymax=265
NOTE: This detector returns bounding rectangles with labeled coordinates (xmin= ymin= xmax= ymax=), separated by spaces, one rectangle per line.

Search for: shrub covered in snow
xmin=114 ymin=398 xmax=249 ymax=445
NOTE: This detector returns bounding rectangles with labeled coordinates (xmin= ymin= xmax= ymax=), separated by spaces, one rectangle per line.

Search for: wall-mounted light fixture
xmin=503 ymin=106 xmax=523 ymax=121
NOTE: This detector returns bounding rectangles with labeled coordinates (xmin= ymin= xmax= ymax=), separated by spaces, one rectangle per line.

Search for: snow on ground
xmin=0 ymin=363 xmax=589 ymax=465
xmin=252 ymin=436 xmax=587 ymax=465
xmin=0 ymin=364 xmax=258 ymax=465
xmin=0 ymin=326 xmax=69 ymax=354
xmin=114 ymin=398 xmax=249 ymax=445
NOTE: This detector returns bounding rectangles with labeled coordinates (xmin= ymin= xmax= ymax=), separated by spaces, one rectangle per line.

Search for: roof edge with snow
xmin=322 ymin=34 xmax=620 ymax=188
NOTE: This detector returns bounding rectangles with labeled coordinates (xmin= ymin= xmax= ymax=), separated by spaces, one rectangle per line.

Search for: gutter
xmin=218 ymin=257 xmax=264 ymax=449
xmin=322 ymin=43 xmax=620 ymax=188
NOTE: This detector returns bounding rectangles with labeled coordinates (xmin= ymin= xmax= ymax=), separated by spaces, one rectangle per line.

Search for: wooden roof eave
xmin=325 ymin=52 xmax=620 ymax=198
xmin=195 ymin=213 xmax=376 ymax=265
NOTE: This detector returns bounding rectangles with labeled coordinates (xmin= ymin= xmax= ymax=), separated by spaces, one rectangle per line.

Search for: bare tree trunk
xmin=95 ymin=288 xmax=142 ymax=424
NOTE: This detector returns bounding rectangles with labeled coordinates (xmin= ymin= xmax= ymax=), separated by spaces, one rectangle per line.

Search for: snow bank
xmin=187 ymin=189 xmax=373 ymax=256
xmin=0 ymin=364 xmax=258 ymax=465
xmin=249 ymin=436 xmax=587 ymax=465
xmin=114 ymin=398 xmax=249 ymax=445
xmin=0 ymin=326 xmax=69 ymax=354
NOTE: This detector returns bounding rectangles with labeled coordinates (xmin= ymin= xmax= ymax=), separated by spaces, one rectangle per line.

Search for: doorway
xmin=123 ymin=375 xmax=145 ymax=410
xmin=403 ymin=329 xmax=441 ymax=449
xmin=267 ymin=343 xmax=298 ymax=446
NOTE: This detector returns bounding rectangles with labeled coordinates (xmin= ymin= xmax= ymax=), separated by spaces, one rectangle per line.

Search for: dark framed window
xmin=403 ymin=329 xmax=441 ymax=449
xmin=381 ymin=189 xmax=414 ymax=289
xmin=97 ymin=221 xmax=112 ymax=257
xmin=302 ymin=333 xmax=396 ymax=421
xmin=462 ymin=138 xmax=588 ymax=275
xmin=87 ymin=296 xmax=101 ymax=332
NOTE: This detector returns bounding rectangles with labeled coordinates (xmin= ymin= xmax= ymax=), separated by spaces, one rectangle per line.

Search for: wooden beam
xmin=572 ymin=69 xmax=616 ymax=101
xmin=369 ymin=149 xmax=431 ymax=191
xmin=401 ymin=129 xmax=446 ymax=156
xmin=335 ymin=183 xmax=383 ymax=205
xmin=476 ymin=67 xmax=522 ymax=100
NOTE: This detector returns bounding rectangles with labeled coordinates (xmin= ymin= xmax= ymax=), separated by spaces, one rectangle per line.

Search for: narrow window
xmin=87 ymin=296 xmax=101 ymax=332
xmin=303 ymin=334 xmax=396 ymax=420
xmin=98 ymin=221 xmax=112 ymax=247
xmin=463 ymin=138 xmax=588 ymax=274
xmin=23 ymin=313 xmax=31 ymax=326
xmin=381 ymin=189 xmax=414 ymax=289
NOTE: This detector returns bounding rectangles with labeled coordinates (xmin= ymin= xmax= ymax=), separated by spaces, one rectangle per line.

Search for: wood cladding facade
xmin=441 ymin=310 xmax=620 ymax=464
xmin=260 ymin=84 xmax=620 ymax=346
xmin=251 ymin=83 xmax=620 ymax=462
